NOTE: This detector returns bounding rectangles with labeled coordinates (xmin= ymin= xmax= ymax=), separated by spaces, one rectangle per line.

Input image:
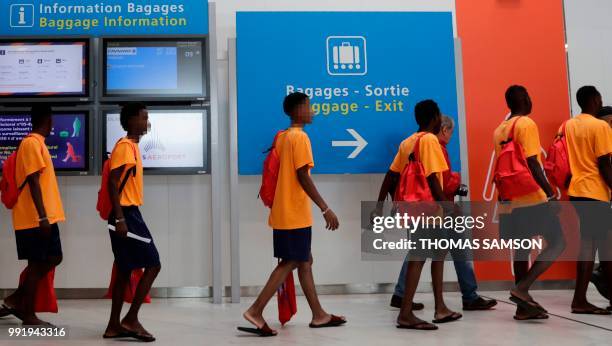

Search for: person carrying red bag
xmin=238 ymin=92 xmax=346 ymax=337
xmin=1 ymin=105 xmax=64 ymax=326
xmin=493 ymin=86 xmax=566 ymax=320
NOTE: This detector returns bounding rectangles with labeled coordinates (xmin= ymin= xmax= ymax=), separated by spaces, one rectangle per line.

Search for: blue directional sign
xmin=237 ymin=12 xmax=460 ymax=175
xmin=0 ymin=0 xmax=208 ymax=36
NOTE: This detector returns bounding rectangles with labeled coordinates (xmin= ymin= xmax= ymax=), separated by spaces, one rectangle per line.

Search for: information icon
xmin=326 ymin=36 xmax=367 ymax=76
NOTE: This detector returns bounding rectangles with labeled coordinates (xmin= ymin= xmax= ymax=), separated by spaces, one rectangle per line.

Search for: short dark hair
xmin=576 ymin=86 xmax=600 ymax=110
xmin=505 ymin=85 xmax=527 ymax=110
xmin=120 ymin=102 xmax=147 ymax=131
xmin=31 ymin=105 xmax=52 ymax=129
xmin=414 ymin=100 xmax=440 ymax=128
xmin=283 ymin=92 xmax=309 ymax=117
xmin=598 ymin=106 xmax=612 ymax=119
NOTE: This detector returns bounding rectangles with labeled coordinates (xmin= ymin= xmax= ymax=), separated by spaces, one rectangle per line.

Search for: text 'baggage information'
xmin=0 ymin=0 xmax=208 ymax=36
xmin=237 ymin=12 xmax=460 ymax=175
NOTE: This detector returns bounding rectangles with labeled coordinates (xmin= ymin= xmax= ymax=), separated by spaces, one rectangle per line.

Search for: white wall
xmin=565 ymin=0 xmax=612 ymax=114
xmin=0 ymin=0 xmax=459 ymax=291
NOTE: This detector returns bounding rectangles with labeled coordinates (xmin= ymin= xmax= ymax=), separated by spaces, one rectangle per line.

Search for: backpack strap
xmin=264 ymin=130 xmax=286 ymax=153
xmin=15 ymin=134 xmax=44 ymax=191
xmin=111 ymin=138 xmax=138 ymax=196
xmin=506 ymin=116 xmax=523 ymax=142
xmin=557 ymin=120 xmax=568 ymax=138
xmin=410 ymin=133 xmax=428 ymax=162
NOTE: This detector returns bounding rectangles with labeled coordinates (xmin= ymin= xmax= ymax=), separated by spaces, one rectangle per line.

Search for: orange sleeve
xmin=110 ymin=142 xmax=137 ymax=171
xmin=593 ymin=122 xmax=612 ymax=158
xmin=515 ymin=118 xmax=541 ymax=158
xmin=19 ymin=138 xmax=46 ymax=178
xmin=419 ymin=134 xmax=449 ymax=178
xmin=292 ymin=133 xmax=314 ymax=170
xmin=389 ymin=142 xmax=407 ymax=173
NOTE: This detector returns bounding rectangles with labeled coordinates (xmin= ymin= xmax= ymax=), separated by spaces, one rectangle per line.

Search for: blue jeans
xmin=393 ymin=253 xmax=479 ymax=303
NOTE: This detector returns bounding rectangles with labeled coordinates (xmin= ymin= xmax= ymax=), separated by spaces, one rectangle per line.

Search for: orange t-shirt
xmin=12 ymin=133 xmax=65 ymax=231
xmin=268 ymin=127 xmax=314 ymax=230
xmin=389 ymin=132 xmax=448 ymax=186
xmin=565 ymin=114 xmax=612 ymax=202
xmin=110 ymin=138 xmax=144 ymax=207
xmin=493 ymin=116 xmax=547 ymax=208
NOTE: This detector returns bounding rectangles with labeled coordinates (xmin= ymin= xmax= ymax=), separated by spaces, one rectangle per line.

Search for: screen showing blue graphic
xmin=104 ymin=39 xmax=205 ymax=98
xmin=107 ymin=47 xmax=178 ymax=91
xmin=237 ymin=12 xmax=460 ymax=175
xmin=0 ymin=111 xmax=89 ymax=172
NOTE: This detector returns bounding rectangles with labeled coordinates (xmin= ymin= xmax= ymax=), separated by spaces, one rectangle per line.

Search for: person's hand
xmin=370 ymin=206 xmax=383 ymax=225
xmin=39 ymin=219 xmax=51 ymax=237
xmin=323 ymin=209 xmax=339 ymax=231
xmin=115 ymin=220 xmax=129 ymax=238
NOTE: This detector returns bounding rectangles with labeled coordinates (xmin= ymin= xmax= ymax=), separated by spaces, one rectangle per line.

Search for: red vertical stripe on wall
xmin=456 ymin=0 xmax=574 ymax=281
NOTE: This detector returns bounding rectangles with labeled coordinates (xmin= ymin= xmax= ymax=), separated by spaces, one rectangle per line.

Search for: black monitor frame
xmin=99 ymin=36 xmax=209 ymax=104
xmin=0 ymin=106 xmax=95 ymax=176
xmin=0 ymin=36 xmax=94 ymax=104
xmin=100 ymin=105 xmax=209 ymax=175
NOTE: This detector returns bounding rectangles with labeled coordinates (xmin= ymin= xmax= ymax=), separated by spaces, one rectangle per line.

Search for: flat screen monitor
xmin=104 ymin=108 xmax=208 ymax=174
xmin=0 ymin=38 xmax=91 ymax=101
xmin=0 ymin=110 xmax=91 ymax=174
xmin=102 ymin=38 xmax=206 ymax=101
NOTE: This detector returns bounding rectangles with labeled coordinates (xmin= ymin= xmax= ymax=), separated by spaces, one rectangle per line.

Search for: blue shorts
xmin=273 ymin=227 xmax=312 ymax=262
xmin=15 ymin=223 xmax=63 ymax=261
xmin=109 ymin=207 xmax=161 ymax=273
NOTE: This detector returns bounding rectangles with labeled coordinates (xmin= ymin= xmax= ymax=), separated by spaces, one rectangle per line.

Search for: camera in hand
xmin=455 ymin=184 xmax=469 ymax=197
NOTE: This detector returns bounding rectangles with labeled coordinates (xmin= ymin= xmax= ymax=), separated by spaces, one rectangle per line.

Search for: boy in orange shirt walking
xmin=2 ymin=105 xmax=64 ymax=326
xmin=239 ymin=92 xmax=346 ymax=337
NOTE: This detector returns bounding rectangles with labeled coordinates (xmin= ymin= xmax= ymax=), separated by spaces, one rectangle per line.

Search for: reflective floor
xmin=0 ymin=288 xmax=610 ymax=345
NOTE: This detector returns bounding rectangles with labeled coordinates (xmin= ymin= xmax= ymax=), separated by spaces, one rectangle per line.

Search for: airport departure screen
xmin=0 ymin=112 xmax=88 ymax=172
xmin=105 ymin=40 xmax=204 ymax=97
xmin=106 ymin=110 xmax=206 ymax=169
xmin=0 ymin=42 xmax=87 ymax=96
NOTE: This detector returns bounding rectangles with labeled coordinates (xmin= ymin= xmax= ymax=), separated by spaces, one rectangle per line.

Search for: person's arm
xmin=377 ymin=171 xmax=399 ymax=202
xmin=527 ymin=156 xmax=555 ymax=198
xmin=26 ymin=172 xmax=51 ymax=235
xmin=297 ymin=165 xmax=339 ymax=231
xmin=598 ymin=154 xmax=612 ymax=190
xmin=427 ymin=174 xmax=445 ymax=202
xmin=108 ymin=165 xmax=128 ymax=238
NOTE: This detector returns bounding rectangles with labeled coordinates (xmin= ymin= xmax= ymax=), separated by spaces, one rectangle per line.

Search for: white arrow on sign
xmin=332 ymin=129 xmax=368 ymax=159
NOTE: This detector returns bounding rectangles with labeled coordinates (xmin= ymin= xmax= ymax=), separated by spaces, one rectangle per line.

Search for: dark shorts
xmin=109 ymin=206 xmax=161 ymax=273
xmin=500 ymin=202 xmax=562 ymax=242
xmin=15 ymin=223 xmax=63 ymax=261
xmin=273 ymin=227 xmax=312 ymax=262
xmin=570 ymin=197 xmax=611 ymax=241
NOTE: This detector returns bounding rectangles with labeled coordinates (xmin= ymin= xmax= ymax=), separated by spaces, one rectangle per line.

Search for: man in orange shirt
xmin=494 ymin=86 xmax=565 ymax=320
xmin=376 ymin=100 xmax=461 ymax=331
xmin=239 ymin=92 xmax=345 ymax=337
xmin=1 ymin=105 xmax=64 ymax=326
xmin=103 ymin=103 xmax=161 ymax=341
xmin=566 ymin=86 xmax=612 ymax=315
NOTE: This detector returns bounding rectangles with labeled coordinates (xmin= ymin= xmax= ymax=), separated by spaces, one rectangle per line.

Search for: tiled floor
xmin=0 ymin=289 xmax=610 ymax=345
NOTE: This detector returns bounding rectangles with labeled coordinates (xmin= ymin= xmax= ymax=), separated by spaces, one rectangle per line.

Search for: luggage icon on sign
xmin=327 ymin=36 xmax=367 ymax=76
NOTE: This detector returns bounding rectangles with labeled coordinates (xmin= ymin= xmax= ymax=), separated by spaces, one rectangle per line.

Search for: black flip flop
xmin=1 ymin=304 xmax=19 ymax=319
xmin=237 ymin=323 xmax=277 ymax=337
xmin=509 ymin=295 xmax=544 ymax=315
xmin=309 ymin=315 xmax=347 ymax=328
xmin=397 ymin=322 xmax=438 ymax=330
xmin=432 ymin=312 xmax=462 ymax=324
xmin=571 ymin=307 xmax=611 ymax=315
xmin=132 ymin=333 xmax=156 ymax=342
xmin=103 ymin=331 xmax=138 ymax=339
xmin=0 ymin=307 xmax=10 ymax=318
xmin=514 ymin=313 xmax=549 ymax=321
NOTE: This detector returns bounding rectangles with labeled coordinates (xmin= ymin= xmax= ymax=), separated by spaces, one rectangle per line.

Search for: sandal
xmin=237 ymin=323 xmax=277 ymax=337
xmin=397 ymin=321 xmax=438 ymax=330
xmin=309 ymin=315 xmax=347 ymax=328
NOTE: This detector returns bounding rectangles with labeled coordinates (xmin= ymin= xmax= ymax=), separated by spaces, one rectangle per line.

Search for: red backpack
xmin=259 ymin=131 xmax=285 ymax=208
xmin=544 ymin=121 xmax=571 ymax=190
xmin=96 ymin=140 xmax=137 ymax=220
xmin=394 ymin=134 xmax=438 ymax=215
xmin=1 ymin=135 xmax=36 ymax=209
xmin=493 ymin=117 xmax=541 ymax=201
